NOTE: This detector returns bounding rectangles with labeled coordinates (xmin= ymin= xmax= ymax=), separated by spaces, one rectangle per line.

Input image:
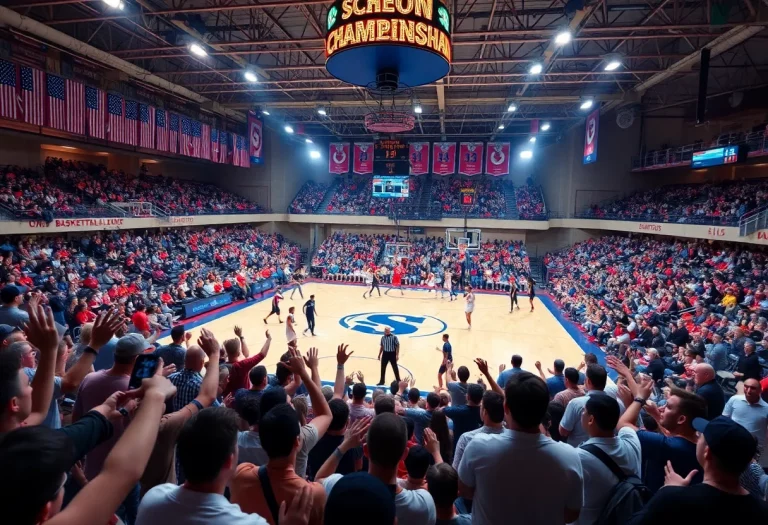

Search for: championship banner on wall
xmin=432 ymin=142 xmax=456 ymax=175
xmin=248 ymin=111 xmax=264 ymax=165
xmin=409 ymin=142 xmax=429 ymax=175
xmin=329 ymin=143 xmax=350 ymax=174
xmin=583 ymin=109 xmax=599 ymax=165
xmin=458 ymin=142 xmax=483 ymax=176
xmin=485 ymin=142 xmax=510 ymax=176
xmin=353 ymin=142 xmax=374 ymax=174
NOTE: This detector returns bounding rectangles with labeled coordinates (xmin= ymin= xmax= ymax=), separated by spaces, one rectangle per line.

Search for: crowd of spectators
xmin=581 ymin=179 xmax=768 ymax=225
xmin=0 ymin=165 xmax=93 ymax=220
xmin=429 ymin=178 xmax=508 ymax=218
xmin=324 ymin=177 xmax=376 ymax=215
xmin=288 ymin=182 xmax=331 ymax=214
xmin=310 ymin=233 xmax=387 ymax=279
xmin=0 ymin=226 xmax=300 ymax=336
xmin=516 ymin=183 xmax=547 ymax=220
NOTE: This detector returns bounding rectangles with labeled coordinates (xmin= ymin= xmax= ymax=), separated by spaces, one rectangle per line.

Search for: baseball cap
xmin=692 ymin=416 xmax=757 ymax=473
xmin=0 ymin=324 xmax=21 ymax=342
xmin=324 ymin=472 xmax=396 ymax=525
xmin=0 ymin=286 xmax=20 ymax=303
xmin=114 ymin=333 xmax=148 ymax=358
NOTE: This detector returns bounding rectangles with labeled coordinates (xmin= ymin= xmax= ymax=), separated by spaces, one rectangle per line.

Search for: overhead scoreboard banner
xmin=409 ymin=142 xmax=429 ymax=175
xmin=248 ymin=111 xmax=264 ymax=165
xmin=374 ymin=138 xmax=409 ymax=175
xmin=458 ymin=142 xmax=483 ymax=176
xmin=583 ymin=108 xmax=599 ymax=165
xmin=353 ymin=142 xmax=374 ymax=174
xmin=485 ymin=142 xmax=510 ymax=176
xmin=329 ymin=143 xmax=351 ymax=173
xmin=432 ymin=142 xmax=456 ymax=175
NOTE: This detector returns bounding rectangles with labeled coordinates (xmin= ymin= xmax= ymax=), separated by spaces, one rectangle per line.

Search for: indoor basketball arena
xmin=1 ymin=1 xmax=768 ymax=524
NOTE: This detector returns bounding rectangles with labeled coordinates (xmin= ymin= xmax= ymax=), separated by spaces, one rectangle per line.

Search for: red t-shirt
xmin=131 ymin=311 xmax=150 ymax=332
xmin=222 ymin=353 xmax=266 ymax=397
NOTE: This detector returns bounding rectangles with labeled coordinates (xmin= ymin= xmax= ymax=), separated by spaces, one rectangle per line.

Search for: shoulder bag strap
xmin=258 ymin=464 xmax=281 ymax=524
xmin=581 ymin=443 xmax=628 ymax=482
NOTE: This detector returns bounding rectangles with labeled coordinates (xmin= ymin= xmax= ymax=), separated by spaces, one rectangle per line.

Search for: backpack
xmin=581 ymin=443 xmax=652 ymax=525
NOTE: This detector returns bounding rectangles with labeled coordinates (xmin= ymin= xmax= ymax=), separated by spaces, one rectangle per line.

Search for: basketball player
xmin=509 ymin=276 xmax=519 ymax=313
xmin=290 ymin=265 xmax=305 ymax=299
xmin=436 ymin=333 xmax=452 ymax=388
xmin=303 ymin=294 xmax=317 ymax=336
xmin=464 ymin=285 xmax=475 ymax=329
xmin=364 ymin=266 xmax=382 ymax=299
xmin=386 ymin=263 xmax=404 ymax=296
xmin=286 ymin=306 xmax=297 ymax=343
xmin=441 ymin=268 xmax=456 ymax=301
xmin=426 ymin=271 xmax=437 ymax=297
xmin=263 ymin=287 xmax=284 ymax=324
xmin=362 ymin=266 xmax=373 ymax=298
xmin=527 ymin=276 xmax=536 ymax=312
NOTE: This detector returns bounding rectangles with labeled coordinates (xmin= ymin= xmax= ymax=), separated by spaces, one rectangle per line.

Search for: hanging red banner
xmin=248 ymin=111 xmax=263 ymax=165
xmin=409 ymin=142 xmax=429 ymax=175
xmin=328 ymin=143 xmax=350 ymax=174
xmin=485 ymin=142 xmax=511 ymax=176
xmin=432 ymin=142 xmax=456 ymax=175
xmin=353 ymin=142 xmax=374 ymax=174
xmin=458 ymin=142 xmax=484 ymax=176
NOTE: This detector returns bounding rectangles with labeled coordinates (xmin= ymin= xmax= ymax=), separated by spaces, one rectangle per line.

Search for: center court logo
xmin=339 ymin=312 xmax=447 ymax=338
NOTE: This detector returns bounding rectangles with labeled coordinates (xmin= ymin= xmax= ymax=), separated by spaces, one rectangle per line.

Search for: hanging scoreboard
xmin=374 ymin=139 xmax=410 ymax=175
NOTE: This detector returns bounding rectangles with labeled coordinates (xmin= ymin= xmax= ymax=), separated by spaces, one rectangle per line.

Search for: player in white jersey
xmin=426 ymin=271 xmax=437 ymax=297
xmin=464 ymin=285 xmax=475 ymax=329
xmin=442 ymin=269 xmax=455 ymax=300
xmin=286 ymin=306 xmax=297 ymax=342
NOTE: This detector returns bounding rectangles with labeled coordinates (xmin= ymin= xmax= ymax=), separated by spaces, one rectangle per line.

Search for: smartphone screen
xmin=128 ymin=354 xmax=160 ymax=389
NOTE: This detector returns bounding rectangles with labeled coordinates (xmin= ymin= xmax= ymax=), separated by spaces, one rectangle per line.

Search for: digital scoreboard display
xmin=691 ymin=146 xmax=740 ymax=168
xmin=374 ymin=139 xmax=410 ymax=175
xmin=373 ymin=176 xmax=410 ymax=198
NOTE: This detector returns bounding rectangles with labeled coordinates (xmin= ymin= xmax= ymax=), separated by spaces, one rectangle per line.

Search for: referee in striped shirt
xmin=377 ymin=326 xmax=401 ymax=385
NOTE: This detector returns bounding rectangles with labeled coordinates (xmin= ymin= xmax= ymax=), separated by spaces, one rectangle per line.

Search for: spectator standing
xmin=168 ymin=345 xmax=218 ymax=413
xmin=723 ymin=378 xmax=768 ymax=470
xmin=735 ymin=340 xmax=762 ymax=385
xmin=307 ymin=399 xmax=365 ymax=480
xmin=153 ymin=325 xmax=188 ymax=371
xmin=398 ymin=392 xmax=440 ymax=444
xmin=576 ymin=395 xmax=642 ymax=525
xmin=536 ymin=359 xmax=567 ymax=397
xmin=443 ymin=383 xmax=483 ymax=452
xmin=631 ymin=417 xmax=768 ymax=522
xmin=452 ymin=390 xmax=505 ymax=471
xmin=131 ymin=304 xmax=151 ymax=337
xmin=552 ymin=367 xmax=585 ymax=408
xmin=427 ymin=463 xmax=472 ymax=525
xmin=559 ymin=364 xmax=613 ymax=447
xmin=693 ymin=364 xmax=725 ymax=419
xmin=348 ymin=381 xmax=375 ymax=423
xmin=496 ymin=354 xmax=524 ymax=387
xmin=458 ymin=372 xmax=583 ymax=524
xmin=0 ymin=286 xmax=29 ymax=328
xmin=221 ymin=330 xmax=271 ymax=397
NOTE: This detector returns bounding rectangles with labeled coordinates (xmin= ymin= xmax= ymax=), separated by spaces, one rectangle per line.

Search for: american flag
xmin=139 ymin=103 xmax=155 ymax=150
xmin=20 ymin=66 xmax=44 ymax=126
xmin=0 ymin=59 xmax=17 ymax=120
xmin=233 ymin=134 xmax=250 ymax=168
xmin=107 ymin=93 xmax=124 ymax=143
xmin=47 ymin=75 xmax=85 ymax=134
xmin=169 ymin=113 xmax=179 ymax=154
xmin=155 ymin=109 xmax=168 ymax=151
xmin=86 ymin=86 xmax=105 ymax=139
xmin=125 ymin=100 xmax=138 ymax=146
xmin=210 ymin=128 xmax=220 ymax=163
xmin=218 ymin=130 xmax=228 ymax=163
xmin=180 ymin=116 xmax=201 ymax=157
xmin=200 ymin=123 xmax=210 ymax=160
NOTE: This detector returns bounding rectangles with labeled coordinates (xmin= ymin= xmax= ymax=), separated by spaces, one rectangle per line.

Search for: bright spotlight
xmin=498 ymin=124 xmax=505 ymax=130
xmin=317 ymin=108 xmax=327 ymax=116
xmin=305 ymin=138 xmax=313 ymax=144
xmin=188 ymin=43 xmax=208 ymax=57
xmin=102 ymin=0 xmax=124 ymax=8
xmin=520 ymin=150 xmax=533 ymax=159
xmin=580 ymin=99 xmax=594 ymax=110
xmin=604 ymin=60 xmax=621 ymax=71
xmin=529 ymin=63 xmax=543 ymax=75
xmin=541 ymin=122 xmax=551 ymax=131
xmin=554 ymin=31 xmax=571 ymax=46
xmin=414 ymin=105 xmax=423 ymax=114
xmin=262 ymin=110 xmax=270 ymax=116
xmin=284 ymin=125 xmax=294 ymax=134
xmin=243 ymin=71 xmax=258 ymax=83
xmin=529 ymin=136 xmax=537 ymax=143
xmin=309 ymin=150 xmax=321 ymax=160
xmin=507 ymin=104 xmax=517 ymax=112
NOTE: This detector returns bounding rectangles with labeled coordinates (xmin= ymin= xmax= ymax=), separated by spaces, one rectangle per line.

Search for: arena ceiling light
xmin=243 ymin=71 xmax=258 ymax=83
xmin=580 ymin=99 xmax=594 ymax=110
xmin=305 ymin=138 xmax=313 ymax=144
xmin=309 ymin=150 xmax=321 ymax=160
xmin=498 ymin=124 xmax=505 ymax=130
xmin=529 ymin=63 xmax=543 ymax=75
xmin=414 ymin=104 xmax=423 ymax=114
xmin=317 ymin=107 xmax=327 ymax=116
xmin=507 ymin=103 xmax=517 ymax=112
xmin=102 ymin=0 xmax=124 ymax=8
xmin=284 ymin=125 xmax=294 ymax=134
xmin=261 ymin=110 xmax=270 ymax=116
xmin=520 ymin=150 xmax=533 ymax=160
xmin=529 ymin=136 xmax=537 ymax=143
xmin=541 ymin=122 xmax=551 ymax=131
xmin=554 ymin=30 xmax=572 ymax=46
xmin=604 ymin=57 xmax=622 ymax=71
xmin=188 ymin=43 xmax=208 ymax=57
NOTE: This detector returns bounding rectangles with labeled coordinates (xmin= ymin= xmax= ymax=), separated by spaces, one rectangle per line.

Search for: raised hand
xmin=664 ymin=460 xmax=697 ymax=487
xmin=606 ymin=355 xmax=630 ymax=377
xmin=423 ymin=427 xmax=440 ymax=457
xmin=355 ymin=370 xmax=364 ymax=383
xmin=184 ymin=332 xmax=193 ymax=342
xmin=474 ymin=358 xmax=490 ymax=376
xmin=644 ymin=399 xmax=662 ymax=421
xmin=197 ymin=327 xmax=220 ymax=357
xmin=616 ymin=383 xmax=633 ymax=409
xmin=535 ymin=361 xmax=542 ymax=370
xmin=265 ymin=329 xmax=272 ymax=340
xmin=336 ymin=343 xmax=354 ymax=365
xmin=303 ymin=347 xmax=319 ymax=369
xmin=161 ymin=364 xmax=177 ymax=377
xmin=345 ymin=373 xmax=355 ymax=386
xmin=24 ymin=300 xmax=59 ymax=355
xmin=498 ymin=363 xmax=506 ymax=374
xmin=90 ymin=308 xmax=124 ymax=350
xmin=637 ymin=374 xmax=655 ymax=400
xmin=398 ymin=378 xmax=409 ymax=392
xmin=234 ymin=325 xmax=243 ymax=338
xmin=281 ymin=348 xmax=307 ymax=376
xmin=125 ymin=358 xmax=177 ymax=400
xmin=342 ymin=416 xmax=372 ymax=449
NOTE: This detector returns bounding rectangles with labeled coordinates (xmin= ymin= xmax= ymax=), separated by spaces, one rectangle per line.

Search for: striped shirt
xmin=380 ymin=333 xmax=399 ymax=353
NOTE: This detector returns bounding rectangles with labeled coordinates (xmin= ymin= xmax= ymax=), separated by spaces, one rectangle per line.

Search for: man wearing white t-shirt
xmin=561 ymin=364 xmax=624 ymax=447
xmin=723 ymin=378 xmax=768 ymax=469
xmin=458 ymin=371 xmax=583 ymax=525
xmin=575 ymin=395 xmax=642 ymax=525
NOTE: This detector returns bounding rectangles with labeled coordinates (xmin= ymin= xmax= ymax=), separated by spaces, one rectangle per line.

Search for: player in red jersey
xmin=385 ymin=263 xmax=405 ymax=296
